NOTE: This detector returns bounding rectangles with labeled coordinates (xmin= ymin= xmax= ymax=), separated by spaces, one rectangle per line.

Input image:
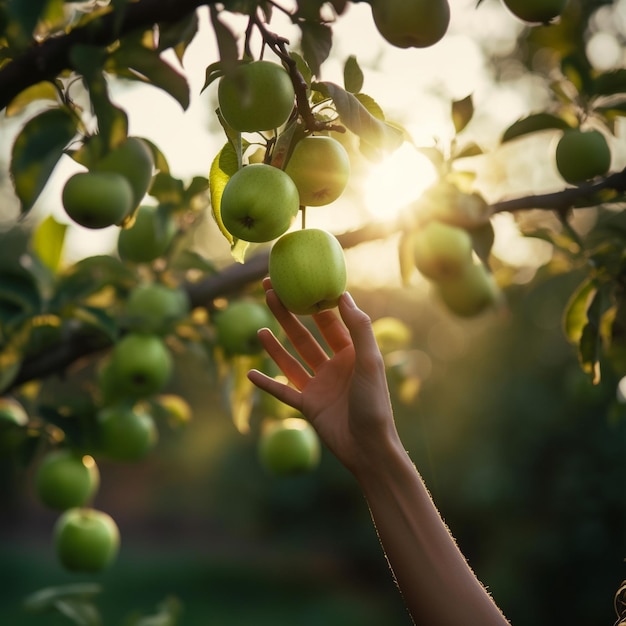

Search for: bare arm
xmin=248 ymin=279 xmax=509 ymax=626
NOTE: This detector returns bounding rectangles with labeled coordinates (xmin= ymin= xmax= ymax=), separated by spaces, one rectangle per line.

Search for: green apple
xmin=412 ymin=220 xmax=474 ymax=281
xmin=117 ymin=205 xmax=177 ymax=263
xmin=258 ymin=417 xmax=321 ymax=476
xmin=97 ymin=404 xmax=158 ymax=461
xmin=54 ymin=507 xmax=120 ymax=572
xmin=106 ymin=333 xmax=173 ymax=399
xmin=62 ymin=171 xmax=134 ymax=229
xmin=435 ymin=260 xmax=499 ymax=318
xmin=555 ymin=129 xmax=611 ymax=185
xmin=370 ymin=0 xmax=450 ymax=48
xmin=371 ymin=316 xmax=412 ymax=355
xmin=214 ymin=300 xmax=274 ymax=356
xmin=35 ymin=449 xmax=100 ymax=511
xmin=220 ymin=164 xmax=300 ymax=243
xmin=269 ymin=228 xmax=347 ymax=315
xmin=93 ymin=137 xmax=155 ymax=209
xmin=218 ymin=60 xmax=295 ymax=132
xmin=502 ymin=0 xmax=567 ymax=23
xmin=125 ymin=283 xmax=190 ymax=333
xmin=284 ymin=136 xmax=351 ymax=207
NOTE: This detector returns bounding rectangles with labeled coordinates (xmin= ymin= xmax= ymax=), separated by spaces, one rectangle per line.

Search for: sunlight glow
xmin=363 ymin=144 xmax=438 ymax=220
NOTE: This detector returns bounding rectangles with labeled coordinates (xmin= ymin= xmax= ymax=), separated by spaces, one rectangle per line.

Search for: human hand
xmin=247 ymin=278 xmax=400 ymax=475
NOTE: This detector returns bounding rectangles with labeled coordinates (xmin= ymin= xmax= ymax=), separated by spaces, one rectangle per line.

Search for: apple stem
xmin=301 ymin=206 xmax=307 ymax=229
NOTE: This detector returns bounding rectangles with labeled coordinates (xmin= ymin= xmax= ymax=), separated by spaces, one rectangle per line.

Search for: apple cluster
xmin=411 ymin=186 xmax=500 ymax=318
xmin=215 ymin=60 xmax=350 ymax=316
xmin=62 ymin=137 xmax=154 ymax=230
xmin=21 ymin=282 xmax=190 ymax=573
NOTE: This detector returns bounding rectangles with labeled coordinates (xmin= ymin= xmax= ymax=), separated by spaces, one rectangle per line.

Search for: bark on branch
xmin=0 ymin=0 xmax=215 ymax=112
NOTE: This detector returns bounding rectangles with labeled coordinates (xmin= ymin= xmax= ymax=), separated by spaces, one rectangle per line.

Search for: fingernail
xmin=343 ymin=291 xmax=356 ymax=308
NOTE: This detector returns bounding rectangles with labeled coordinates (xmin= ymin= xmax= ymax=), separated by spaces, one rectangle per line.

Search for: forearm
xmin=353 ymin=439 xmax=509 ymax=626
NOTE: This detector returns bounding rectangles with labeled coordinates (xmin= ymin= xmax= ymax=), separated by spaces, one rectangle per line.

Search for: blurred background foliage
xmin=1 ymin=274 xmax=625 ymax=625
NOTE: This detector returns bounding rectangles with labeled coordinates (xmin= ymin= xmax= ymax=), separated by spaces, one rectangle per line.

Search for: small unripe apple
xmin=285 ymin=136 xmax=351 ymax=207
xmin=412 ymin=221 xmax=474 ymax=281
xmin=218 ymin=60 xmax=295 ymax=132
xmin=371 ymin=317 xmax=412 ymax=354
xmin=97 ymin=405 xmax=158 ymax=461
xmin=258 ymin=417 xmax=321 ymax=476
xmin=214 ymin=300 xmax=274 ymax=356
xmin=94 ymin=137 xmax=154 ymax=209
xmin=62 ymin=171 xmax=134 ymax=229
xmin=54 ymin=507 xmax=120 ymax=572
xmin=269 ymin=228 xmax=347 ymax=315
xmin=370 ymin=0 xmax=450 ymax=49
xmin=435 ymin=260 xmax=499 ymax=318
xmin=117 ymin=205 xmax=176 ymax=263
xmin=502 ymin=0 xmax=567 ymax=23
xmin=0 ymin=397 xmax=28 ymax=426
xmin=106 ymin=333 xmax=173 ymax=399
xmin=555 ymin=129 xmax=611 ymax=185
xmin=125 ymin=283 xmax=190 ymax=333
xmin=35 ymin=449 xmax=100 ymax=511
xmin=220 ymin=164 xmax=300 ymax=243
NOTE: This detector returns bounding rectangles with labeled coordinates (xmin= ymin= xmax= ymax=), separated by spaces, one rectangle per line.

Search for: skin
xmin=248 ymin=278 xmax=510 ymax=626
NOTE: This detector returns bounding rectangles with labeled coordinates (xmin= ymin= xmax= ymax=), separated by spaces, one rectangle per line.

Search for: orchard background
xmin=1 ymin=0 xmax=626 ymax=624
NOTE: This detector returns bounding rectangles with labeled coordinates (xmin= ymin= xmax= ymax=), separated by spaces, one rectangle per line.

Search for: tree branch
xmin=491 ymin=167 xmax=626 ymax=215
xmin=0 ymin=0 xmax=216 ymax=112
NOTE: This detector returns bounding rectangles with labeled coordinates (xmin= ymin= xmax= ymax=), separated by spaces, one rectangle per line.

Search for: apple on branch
xmin=269 ymin=228 xmax=347 ymax=315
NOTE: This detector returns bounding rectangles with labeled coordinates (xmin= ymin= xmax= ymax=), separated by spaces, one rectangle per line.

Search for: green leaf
xmin=71 ymin=305 xmax=118 ymax=342
xmin=209 ymin=142 xmax=239 ymax=246
xmin=54 ymin=599 xmax=102 ymax=626
xmin=156 ymin=12 xmax=199 ymax=61
xmin=290 ymin=51 xmax=312 ymax=90
xmin=501 ymin=113 xmax=571 ymax=143
xmin=31 ymin=215 xmax=67 ymax=273
xmin=299 ymin=21 xmax=332 ymax=77
xmin=343 ymin=55 xmax=364 ymax=94
xmin=169 ymin=250 xmax=217 ymax=273
xmin=183 ymin=176 xmax=210 ymax=206
xmin=201 ymin=61 xmax=226 ymax=94
xmin=453 ymin=141 xmax=483 ymax=159
xmin=591 ymin=69 xmax=626 ymax=97
xmin=209 ymin=6 xmax=239 ymax=77
xmin=24 ymin=584 xmax=103 ymax=613
xmin=452 ymin=94 xmax=473 ymax=134
xmin=6 ymin=81 xmax=58 ymax=117
xmin=110 ymin=45 xmax=190 ymax=110
xmin=71 ymin=45 xmax=129 ymax=154
xmin=50 ymin=256 xmax=135 ymax=311
xmin=130 ymin=596 xmax=182 ymax=626
xmin=149 ymin=172 xmax=185 ymax=205
xmin=10 ymin=107 xmax=77 ymax=214
xmin=313 ymin=82 xmax=403 ymax=151
xmin=563 ymin=278 xmax=596 ymax=345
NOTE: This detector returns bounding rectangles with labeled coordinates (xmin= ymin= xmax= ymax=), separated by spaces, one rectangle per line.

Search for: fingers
xmin=264 ymin=288 xmax=330 ymax=371
xmin=247 ymin=369 xmax=302 ymax=411
xmin=256 ymin=328 xmax=311 ymax=390
xmin=312 ymin=306 xmax=352 ymax=353
xmin=338 ymin=292 xmax=383 ymax=367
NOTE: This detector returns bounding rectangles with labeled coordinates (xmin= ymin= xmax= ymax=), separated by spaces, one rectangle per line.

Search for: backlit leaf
xmin=452 ymin=95 xmax=473 ymax=134
xmin=300 ymin=21 xmax=332 ymax=77
xmin=501 ymin=113 xmax=571 ymax=143
xmin=32 ymin=215 xmax=67 ymax=273
xmin=313 ymin=82 xmax=403 ymax=151
xmin=343 ymin=55 xmax=364 ymax=94
xmin=209 ymin=142 xmax=239 ymax=246
xmin=6 ymin=81 xmax=58 ymax=117
xmin=563 ymin=277 xmax=595 ymax=344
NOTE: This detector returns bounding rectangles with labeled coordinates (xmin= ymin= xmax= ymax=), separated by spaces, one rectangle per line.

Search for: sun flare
xmin=363 ymin=143 xmax=439 ymax=220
